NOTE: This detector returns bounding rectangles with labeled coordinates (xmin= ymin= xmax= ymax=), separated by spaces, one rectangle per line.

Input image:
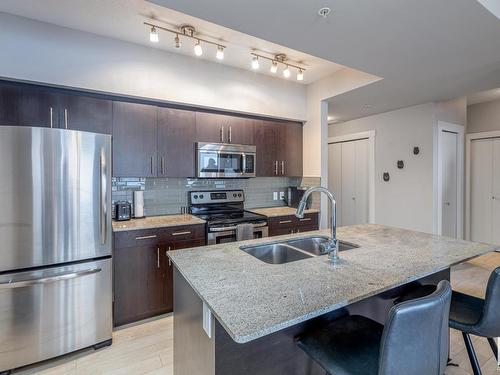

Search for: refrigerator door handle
xmin=0 ymin=268 xmax=102 ymax=289
xmin=100 ymin=148 xmax=108 ymax=245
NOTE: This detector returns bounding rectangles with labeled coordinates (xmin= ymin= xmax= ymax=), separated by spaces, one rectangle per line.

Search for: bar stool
xmin=296 ymin=280 xmax=452 ymax=375
xmin=395 ymin=267 xmax=500 ymax=375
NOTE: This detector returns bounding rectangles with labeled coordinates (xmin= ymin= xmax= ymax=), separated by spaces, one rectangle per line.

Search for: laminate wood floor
xmin=13 ymin=252 xmax=500 ymax=375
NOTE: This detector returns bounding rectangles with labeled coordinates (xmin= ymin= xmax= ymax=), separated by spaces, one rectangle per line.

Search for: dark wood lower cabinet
xmin=268 ymin=213 xmax=319 ymax=237
xmin=113 ymin=224 xmax=205 ymax=327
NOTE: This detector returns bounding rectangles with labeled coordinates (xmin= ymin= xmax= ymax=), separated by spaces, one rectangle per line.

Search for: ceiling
xmin=467 ymin=87 xmax=500 ymax=105
xmin=148 ymin=0 xmax=500 ymax=122
xmin=0 ymin=0 xmax=344 ymax=85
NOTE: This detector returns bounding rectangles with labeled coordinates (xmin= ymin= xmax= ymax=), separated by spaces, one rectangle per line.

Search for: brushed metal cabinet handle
xmin=161 ymin=157 xmax=165 ymax=175
xmin=49 ymin=107 xmax=53 ymax=128
xmin=281 ymin=161 xmax=285 ymax=175
xmin=167 ymin=246 xmax=172 ymax=267
xmin=279 ymin=220 xmax=292 ymax=224
xmin=150 ymin=156 xmax=154 ymax=175
xmin=157 ymin=247 xmax=160 ymax=268
xmin=229 ymin=126 xmax=232 ymax=143
xmin=221 ymin=125 xmax=225 ymax=143
xmin=171 ymin=231 xmax=191 ymax=236
xmin=300 ymin=218 xmax=311 ymax=222
xmin=274 ymin=161 xmax=278 ymax=175
xmin=64 ymin=108 xmax=68 ymax=129
xmin=135 ymin=235 xmax=157 ymax=240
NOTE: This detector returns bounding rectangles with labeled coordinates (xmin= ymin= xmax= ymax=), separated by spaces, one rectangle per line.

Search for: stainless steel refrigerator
xmin=0 ymin=126 xmax=112 ymax=372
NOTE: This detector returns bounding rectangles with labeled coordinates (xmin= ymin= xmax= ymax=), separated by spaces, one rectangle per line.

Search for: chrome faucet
xmin=295 ymin=186 xmax=339 ymax=263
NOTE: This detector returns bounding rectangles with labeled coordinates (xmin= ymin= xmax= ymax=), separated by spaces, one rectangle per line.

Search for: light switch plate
xmin=273 ymin=192 xmax=278 ymax=200
xmin=279 ymin=191 xmax=285 ymax=200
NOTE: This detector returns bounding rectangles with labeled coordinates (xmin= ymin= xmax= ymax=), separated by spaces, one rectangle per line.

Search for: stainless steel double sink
xmin=240 ymin=236 xmax=359 ymax=264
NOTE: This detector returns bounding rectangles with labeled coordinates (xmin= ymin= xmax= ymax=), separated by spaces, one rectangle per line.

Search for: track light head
xmin=251 ymin=55 xmax=259 ymax=70
xmin=270 ymin=61 xmax=278 ymax=73
xmin=174 ymin=34 xmax=181 ymax=48
xmin=297 ymin=69 xmax=304 ymax=81
xmin=283 ymin=65 xmax=291 ymax=78
xmin=150 ymin=26 xmax=159 ymax=43
xmin=216 ymin=46 xmax=224 ymax=60
xmin=194 ymin=40 xmax=203 ymax=56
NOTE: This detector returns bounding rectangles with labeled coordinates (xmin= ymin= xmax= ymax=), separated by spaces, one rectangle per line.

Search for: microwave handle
xmin=241 ymin=153 xmax=246 ymax=175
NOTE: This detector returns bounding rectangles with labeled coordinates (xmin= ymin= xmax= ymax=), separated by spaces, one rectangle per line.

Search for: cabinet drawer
xmin=296 ymin=213 xmax=318 ymax=228
xmin=114 ymin=224 xmax=205 ymax=248
xmin=268 ymin=215 xmax=296 ymax=229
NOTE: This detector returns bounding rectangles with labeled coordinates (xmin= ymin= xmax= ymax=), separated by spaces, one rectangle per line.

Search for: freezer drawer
xmin=0 ymin=258 xmax=112 ymax=372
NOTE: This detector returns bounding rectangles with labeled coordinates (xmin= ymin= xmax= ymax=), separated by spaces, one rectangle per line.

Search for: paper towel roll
xmin=134 ymin=190 xmax=145 ymax=218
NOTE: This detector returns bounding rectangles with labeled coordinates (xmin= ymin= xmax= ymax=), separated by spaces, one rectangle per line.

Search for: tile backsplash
xmin=112 ymin=176 xmax=320 ymax=218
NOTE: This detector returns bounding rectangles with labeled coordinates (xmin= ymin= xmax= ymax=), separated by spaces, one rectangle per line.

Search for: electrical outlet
xmin=279 ymin=191 xmax=285 ymax=200
xmin=273 ymin=192 xmax=278 ymax=200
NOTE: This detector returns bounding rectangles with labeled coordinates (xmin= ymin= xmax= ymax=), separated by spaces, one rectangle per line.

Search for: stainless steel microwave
xmin=196 ymin=142 xmax=256 ymax=178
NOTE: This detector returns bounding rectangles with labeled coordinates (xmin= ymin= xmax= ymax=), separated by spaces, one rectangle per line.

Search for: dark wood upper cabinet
xmin=195 ymin=112 xmax=226 ymax=143
xmin=18 ymin=86 xmax=59 ymax=128
xmin=195 ymin=112 xmax=254 ymax=145
xmin=58 ymin=94 xmax=112 ymax=134
xmin=112 ymin=101 xmax=158 ymax=178
xmin=157 ymin=108 xmax=196 ymax=177
xmin=283 ymin=122 xmax=303 ymax=176
xmin=0 ymin=82 xmax=21 ymax=126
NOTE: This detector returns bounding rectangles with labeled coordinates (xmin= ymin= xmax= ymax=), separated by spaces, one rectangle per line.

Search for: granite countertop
xmin=250 ymin=206 xmax=320 ymax=217
xmin=168 ymin=224 xmax=498 ymax=344
xmin=112 ymin=214 xmax=206 ymax=232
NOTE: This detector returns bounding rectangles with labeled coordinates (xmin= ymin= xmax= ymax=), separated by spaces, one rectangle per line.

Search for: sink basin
xmin=287 ymin=236 xmax=360 ymax=255
xmin=240 ymin=236 xmax=359 ymax=264
xmin=240 ymin=243 xmax=312 ymax=264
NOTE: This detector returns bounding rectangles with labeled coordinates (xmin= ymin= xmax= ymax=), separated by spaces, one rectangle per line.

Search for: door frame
xmin=434 ymin=121 xmax=464 ymax=238
xmin=327 ymin=130 xmax=376 ymax=223
xmin=465 ymin=130 xmax=500 ymax=240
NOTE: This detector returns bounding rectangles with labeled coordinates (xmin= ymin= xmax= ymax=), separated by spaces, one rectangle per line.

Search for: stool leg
xmin=487 ymin=337 xmax=498 ymax=360
xmin=462 ymin=332 xmax=482 ymax=375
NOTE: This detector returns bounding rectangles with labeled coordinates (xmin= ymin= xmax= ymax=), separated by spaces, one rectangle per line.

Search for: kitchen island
xmin=168 ymin=224 xmax=497 ymax=375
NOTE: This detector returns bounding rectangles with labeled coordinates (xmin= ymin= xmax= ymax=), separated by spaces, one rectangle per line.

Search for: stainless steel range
xmin=189 ymin=190 xmax=268 ymax=244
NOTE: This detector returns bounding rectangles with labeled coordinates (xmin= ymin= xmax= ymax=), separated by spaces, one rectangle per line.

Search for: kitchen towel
xmin=236 ymin=223 xmax=254 ymax=241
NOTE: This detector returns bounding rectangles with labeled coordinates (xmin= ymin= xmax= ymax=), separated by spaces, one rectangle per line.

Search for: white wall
xmin=468 ymin=98 xmax=500 ymax=133
xmin=0 ymin=12 xmax=306 ymax=120
xmin=329 ymin=104 xmax=436 ymax=232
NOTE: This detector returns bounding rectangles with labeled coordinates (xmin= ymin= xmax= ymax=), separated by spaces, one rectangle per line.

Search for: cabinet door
xmin=341 ymin=141 xmax=357 ymax=226
xmin=0 ymin=82 xmax=22 ymax=126
xmin=227 ymin=117 xmax=255 ymax=145
xmin=58 ymin=94 xmax=112 ymax=134
xmin=114 ymin=245 xmax=165 ymax=326
xmin=283 ymin=122 xmax=303 ymax=176
xmin=492 ymin=139 xmax=500 ymax=244
xmin=254 ymin=120 xmax=282 ymax=176
xmin=18 ymin=85 xmax=59 ymax=128
xmin=158 ymin=107 xmax=196 ymax=177
xmin=195 ymin=112 xmax=225 ymax=143
xmin=112 ymin=101 xmax=158 ymax=177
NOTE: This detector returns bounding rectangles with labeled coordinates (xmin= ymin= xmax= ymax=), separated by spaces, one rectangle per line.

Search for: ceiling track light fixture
xmin=250 ymin=53 xmax=306 ymax=81
xmin=144 ymin=21 xmax=226 ymax=59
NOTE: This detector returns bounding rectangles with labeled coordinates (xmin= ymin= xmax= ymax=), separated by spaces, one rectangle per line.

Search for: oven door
xmin=207 ymin=224 xmax=268 ymax=245
xmin=196 ymin=143 xmax=256 ymax=178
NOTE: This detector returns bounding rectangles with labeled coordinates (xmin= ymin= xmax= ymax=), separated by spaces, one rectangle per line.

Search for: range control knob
xmin=233 ymin=193 xmax=237 ymax=197
xmin=238 ymin=193 xmax=242 ymax=197
xmin=199 ymin=194 xmax=204 ymax=199
xmin=193 ymin=195 xmax=198 ymax=200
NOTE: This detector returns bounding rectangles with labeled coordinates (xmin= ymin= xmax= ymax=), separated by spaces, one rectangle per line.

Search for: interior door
xmin=328 ymin=142 xmax=342 ymax=226
xmin=354 ymin=139 xmax=370 ymax=224
xmin=341 ymin=141 xmax=357 ymax=226
xmin=470 ymin=138 xmax=493 ymax=243
xmin=492 ymin=139 xmax=500 ymax=244
xmin=440 ymin=130 xmax=458 ymax=238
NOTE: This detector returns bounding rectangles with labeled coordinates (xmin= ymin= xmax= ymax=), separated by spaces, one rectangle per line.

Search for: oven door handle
xmin=210 ymin=222 xmax=268 ymax=232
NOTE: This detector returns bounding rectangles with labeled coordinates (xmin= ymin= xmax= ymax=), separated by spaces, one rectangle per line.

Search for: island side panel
xmin=173 ymin=268 xmax=215 ymax=375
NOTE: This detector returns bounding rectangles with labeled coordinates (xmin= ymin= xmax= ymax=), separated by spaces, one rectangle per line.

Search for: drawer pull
xmin=279 ymin=220 xmax=292 ymax=224
xmin=171 ymin=231 xmax=191 ymax=236
xmin=135 ymin=235 xmax=157 ymax=240
xmin=299 ymin=218 xmax=312 ymax=222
